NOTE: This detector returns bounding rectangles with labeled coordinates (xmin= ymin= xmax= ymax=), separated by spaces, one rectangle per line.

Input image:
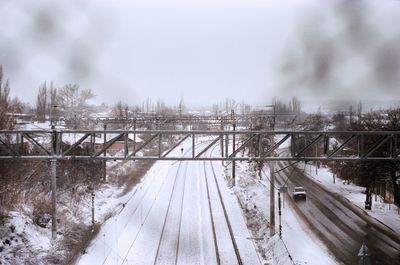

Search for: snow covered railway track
xmin=77 ymin=139 xmax=260 ymax=265
xmin=153 ymin=139 xmax=249 ymax=265
xmin=152 ymin=141 xmax=214 ymax=265
xmin=203 ymin=159 xmax=243 ymax=265
xmin=203 ymin=161 xmax=222 ymax=265
xmin=87 ymin=163 xmax=165 ymax=265
xmin=152 ymin=160 xmax=188 ymax=265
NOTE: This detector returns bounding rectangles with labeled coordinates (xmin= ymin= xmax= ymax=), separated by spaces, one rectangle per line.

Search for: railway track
xmin=152 ymin=161 xmax=188 ymax=265
xmin=152 ymin=141 xmax=207 ymax=265
xmin=100 ymin=143 xmax=196 ymax=265
xmin=203 ymin=161 xmax=221 ymax=265
xmin=94 ymin=163 xmax=165 ymax=265
xmin=203 ymin=160 xmax=243 ymax=265
xmin=120 ymin=163 xmax=178 ymax=264
xmin=79 ymin=137 xmax=260 ymax=265
xmin=153 ymin=140 xmax=244 ymax=265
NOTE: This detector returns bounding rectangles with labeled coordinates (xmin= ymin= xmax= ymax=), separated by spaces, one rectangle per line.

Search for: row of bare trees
xmin=35 ymin=82 xmax=57 ymax=122
xmin=35 ymin=82 xmax=95 ymax=128
xmin=301 ymin=108 xmax=400 ymax=208
xmin=0 ymin=66 xmax=22 ymax=130
xmin=0 ymin=65 xmax=102 ymax=210
xmin=347 ymin=109 xmax=400 ymax=207
xmin=0 ymin=65 xmax=96 ymax=130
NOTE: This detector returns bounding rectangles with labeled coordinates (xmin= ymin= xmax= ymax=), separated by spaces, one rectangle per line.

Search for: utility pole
xmin=192 ymin=133 xmax=195 ymax=158
xmin=349 ymin=105 xmax=353 ymax=125
xmin=51 ymin=159 xmax=57 ymax=239
xmin=272 ymin=105 xmax=276 ymax=131
xmin=232 ymin=110 xmax=236 ymax=186
xmin=225 ymin=130 xmax=228 ymax=163
xmin=220 ymin=116 xmax=224 ymax=157
xmin=103 ymin=123 xmax=107 ymax=155
xmin=316 ymin=144 xmax=318 ymax=175
xmin=91 ymin=189 xmax=95 ymax=232
xmin=103 ymin=123 xmax=107 ymax=182
xmin=51 ymin=128 xmax=58 ymax=239
xmin=133 ymin=119 xmax=137 ymax=154
xmin=278 ymin=191 xmax=282 ymax=238
xmin=158 ymin=133 xmax=162 ymax=158
xmin=270 ymin=161 xmax=275 ymax=236
xmin=265 ymin=103 xmax=276 ymax=237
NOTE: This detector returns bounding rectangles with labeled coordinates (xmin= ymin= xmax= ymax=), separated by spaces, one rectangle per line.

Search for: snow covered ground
xmin=0 ymin=181 xmax=126 ymax=265
xmin=0 ymin=151 xmax=147 ymax=265
xmin=0 ymin=210 xmax=52 ymax=264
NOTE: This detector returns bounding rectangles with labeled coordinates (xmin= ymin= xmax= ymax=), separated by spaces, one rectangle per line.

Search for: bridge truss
xmin=1 ymin=129 xmax=399 ymax=239
xmin=1 ymin=130 xmax=399 ymax=161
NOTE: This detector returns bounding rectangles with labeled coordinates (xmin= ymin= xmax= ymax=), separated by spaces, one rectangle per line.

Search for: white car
xmin=293 ymin=186 xmax=306 ymax=201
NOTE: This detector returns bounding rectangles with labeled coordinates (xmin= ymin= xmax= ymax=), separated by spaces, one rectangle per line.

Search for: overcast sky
xmin=1 ymin=0 xmax=400 ymax=107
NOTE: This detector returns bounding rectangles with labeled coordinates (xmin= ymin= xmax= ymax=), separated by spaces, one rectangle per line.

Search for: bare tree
xmin=292 ymin=96 xmax=301 ymax=114
xmin=57 ymin=84 xmax=95 ymax=128
xmin=303 ymin=113 xmax=325 ymax=131
xmin=328 ymin=108 xmax=400 ymax=208
xmin=36 ymin=82 xmax=47 ymax=122
xmin=48 ymin=82 xmax=58 ymax=125
xmin=331 ymin=112 xmax=347 ymax=130
xmin=112 ymin=100 xmax=130 ymax=118
xmin=0 ymin=65 xmax=19 ymax=130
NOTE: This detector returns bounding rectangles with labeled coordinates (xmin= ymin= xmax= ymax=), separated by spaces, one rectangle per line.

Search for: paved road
xmin=275 ymin=159 xmax=400 ymax=265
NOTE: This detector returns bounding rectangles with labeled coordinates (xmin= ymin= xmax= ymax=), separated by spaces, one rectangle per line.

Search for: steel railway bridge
xmin=1 ymin=130 xmax=399 ymax=161
xmin=1 ymin=129 xmax=399 ymax=239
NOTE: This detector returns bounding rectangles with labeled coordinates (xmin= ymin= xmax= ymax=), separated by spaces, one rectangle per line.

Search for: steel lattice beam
xmin=0 ymin=130 xmax=399 ymax=161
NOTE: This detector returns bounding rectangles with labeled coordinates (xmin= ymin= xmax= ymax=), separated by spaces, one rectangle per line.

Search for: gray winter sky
xmin=1 ymin=0 xmax=400 ymax=107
